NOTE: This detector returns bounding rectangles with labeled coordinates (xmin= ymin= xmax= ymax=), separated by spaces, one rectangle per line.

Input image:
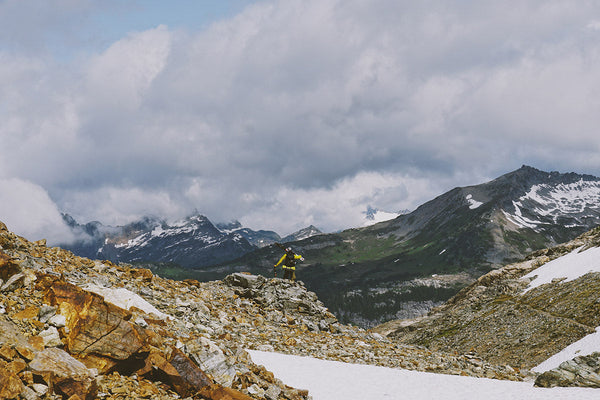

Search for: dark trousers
xmin=283 ymin=268 xmax=296 ymax=281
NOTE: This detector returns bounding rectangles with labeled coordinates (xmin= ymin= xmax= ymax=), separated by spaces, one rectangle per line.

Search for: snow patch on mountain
xmin=523 ymin=245 xmax=600 ymax=293
xmin=248 ymin=350 xmax=597 ymax=400
xmin=520 ymin=245 xmax=600 ymax=372
xmin=466 ymin=194 xmax=483 ymax=209
xmin=503 ymin=180 xmax=600 ymax=231
xmin=362 ymin=205 xmax=401 ymax=226
xmin=282 ymin=225 xmax=322 ymax=242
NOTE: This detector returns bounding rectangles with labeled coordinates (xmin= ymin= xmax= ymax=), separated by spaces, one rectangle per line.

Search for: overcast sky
xmin=2 ymin=0 xmax=600 ymax=244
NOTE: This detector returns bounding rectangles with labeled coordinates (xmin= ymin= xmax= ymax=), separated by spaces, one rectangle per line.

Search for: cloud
xmin=2 ymin=0 xmax=600 ymax=240
xmin=240 ymin=171 xmax=450 ymax=234
xmin=0 ymin=178 xmax=75 ymax=245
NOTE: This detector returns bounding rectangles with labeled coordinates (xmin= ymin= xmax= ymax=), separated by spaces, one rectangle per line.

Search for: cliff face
xmin=0 ymin=220 xmax=527 ymax=399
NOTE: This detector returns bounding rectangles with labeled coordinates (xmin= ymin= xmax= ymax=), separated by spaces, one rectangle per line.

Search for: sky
xmin=2 ymin=1 xmax=600 ymax=244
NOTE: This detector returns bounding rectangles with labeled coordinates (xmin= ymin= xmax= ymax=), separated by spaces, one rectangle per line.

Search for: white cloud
xmin=0 ymin=178 xmax=75 ymax=244
xmin=84 ymin=25 xmax=171 ymax=112
xmin=3 ymin=0 xmax=600 ymax=239
xmin=58 ymin=186 xmax=184 ymax=227
xmin=241 ymin=171 xmax=443 ymax=234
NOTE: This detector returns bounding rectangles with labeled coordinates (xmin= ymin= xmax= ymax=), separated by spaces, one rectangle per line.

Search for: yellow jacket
xmin=274 ymin=252 xmax=303 ymax=270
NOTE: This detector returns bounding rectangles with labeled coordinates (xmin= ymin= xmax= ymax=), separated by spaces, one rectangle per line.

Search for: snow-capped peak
xmin=362 ymin=206 xmax=401 ymax=226
xmin=503 ymin=179 xmax=600 ymax=231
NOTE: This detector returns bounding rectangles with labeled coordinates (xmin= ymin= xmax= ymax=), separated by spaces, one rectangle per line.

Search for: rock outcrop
xmin=535 ymin=352 xmax=600 ymax=388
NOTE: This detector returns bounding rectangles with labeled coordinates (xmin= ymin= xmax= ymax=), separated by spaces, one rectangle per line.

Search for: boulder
xmin=224 ymin=273 xmax=267 ymax=290
xmin=29 ymin=347 xmax=98 ymax=400
xmin=168 ymin=347 xmax=214 ymax=395
xmin=135 ymin=346 xmax=253 ymax=399
xmin=42 ymin=279 xmax=149 ymax=373
xmin=0 ymin=250 xmax=20 ymax=281
xmin=535 ymin=352 xmax=600 ymax=388
xmin=0 ymin=366 xmax=23 ymax=399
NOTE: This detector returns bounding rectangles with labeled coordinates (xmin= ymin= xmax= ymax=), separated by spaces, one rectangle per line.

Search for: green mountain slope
xmin=185 ymin=166 xmax=600 ymax=327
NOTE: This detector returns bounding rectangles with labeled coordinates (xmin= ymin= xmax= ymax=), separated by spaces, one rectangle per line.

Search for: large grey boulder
xmin=535 ymin=352 xmax=600 ymax=388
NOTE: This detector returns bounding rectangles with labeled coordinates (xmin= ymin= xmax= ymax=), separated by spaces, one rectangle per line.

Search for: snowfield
xmin=248 ymin=350 xmax=598 ymax=400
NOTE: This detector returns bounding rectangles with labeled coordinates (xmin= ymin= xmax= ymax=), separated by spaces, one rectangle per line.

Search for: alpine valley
xmin=60 ymin=166 xmax=600 ymax=328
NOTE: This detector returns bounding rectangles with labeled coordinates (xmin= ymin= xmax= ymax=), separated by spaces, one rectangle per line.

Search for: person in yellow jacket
xmin=274 ymin=246 xmax=304 ymax=281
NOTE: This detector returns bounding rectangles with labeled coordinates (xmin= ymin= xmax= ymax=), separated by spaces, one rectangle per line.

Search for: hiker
xmin=274 ymin=246 xmax=304 ymax=281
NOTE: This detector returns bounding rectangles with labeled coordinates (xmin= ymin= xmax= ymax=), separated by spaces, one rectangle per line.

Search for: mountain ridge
xmin=215 ymin=165 xmax=600 ymax=327
xmin=60 ymin=214 xmax=323 ymax=269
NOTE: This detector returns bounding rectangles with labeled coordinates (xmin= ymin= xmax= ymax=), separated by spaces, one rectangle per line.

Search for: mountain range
xmin=60 ymin=214 xmax=323 ymax=269
xmin=213 ymin=166 xmax=600 ymax=327
xmin=59 ymin=165 xmax=600 ymax=328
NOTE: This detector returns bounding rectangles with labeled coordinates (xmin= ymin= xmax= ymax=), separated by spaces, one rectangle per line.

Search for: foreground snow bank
xmin=248 ymin=350 xmax=598 ymax=400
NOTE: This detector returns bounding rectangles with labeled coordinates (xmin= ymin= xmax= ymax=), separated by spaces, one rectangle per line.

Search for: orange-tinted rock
xmin=199 ymin=384 xmax=255 ymax=400
xmin=43 ymin=280 xmax=148 ymax=372
xmin=0 ymin=344 xmax=17 ymax=361
xmin=0 ymin=366 xmax=24 ymax=399
xmin=0 ymin=250 xmax=20 ymax=281
xmin=18 ymin=369 xmax=34 ymax=385
xmin=12 ymin=305 xmax=40 ymax=320
xmin=137 ymin=350 xmax=189 ymax=393
xmin=15 ymin=346 xmax=35 ymax=361
xmin=129 ymin=268 xmax=154 ymax=282
xmin=6 ymin=359 xmax=27 ymax=374
xmin=168 ymin=347 xmax=213 ymax=395
xmin=29 ymin=347 xmax=98 ymax=400
xmin=28 ymin=335 xmax=45 ymax=351
xmin=137 ymin=347 xmax=217 ymax=398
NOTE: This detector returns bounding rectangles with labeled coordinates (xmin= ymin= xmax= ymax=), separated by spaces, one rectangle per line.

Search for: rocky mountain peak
xmin=281 ymin=225 xmax=323 ymax=242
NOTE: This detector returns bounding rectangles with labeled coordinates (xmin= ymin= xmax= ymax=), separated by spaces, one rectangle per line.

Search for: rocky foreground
xmin=0 ymin=221 xmax=526 ymax=399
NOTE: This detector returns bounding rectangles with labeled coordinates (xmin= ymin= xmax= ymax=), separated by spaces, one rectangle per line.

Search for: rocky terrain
xmin=0 ymin=220 xmax=530 ymax=399
xmin=374 ymin=226 xmax=600 ymax=388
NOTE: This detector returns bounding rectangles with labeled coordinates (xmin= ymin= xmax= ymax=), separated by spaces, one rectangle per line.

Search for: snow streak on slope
xmin=520 ymin=245 xmax=600 ymax=373
xmin=248 ymin=350 xmax=597 ymax=400
xmin=115 ymin=215 xmax=219 ymax=249
xmin=503 ymin=180 xmax=600 ymax=230
xmin=466 ymin=194 xmax=483 ymax=209
xmin=523 ymin=246 xmax=600 ymax=293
